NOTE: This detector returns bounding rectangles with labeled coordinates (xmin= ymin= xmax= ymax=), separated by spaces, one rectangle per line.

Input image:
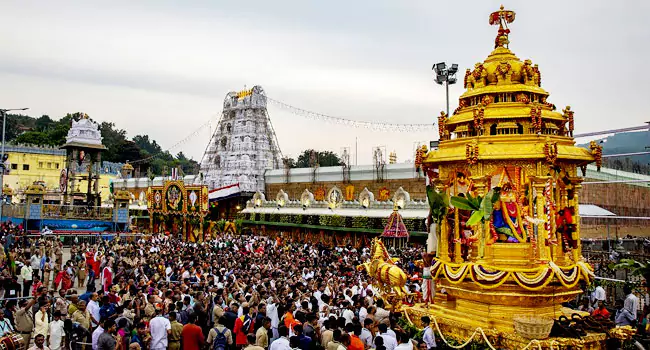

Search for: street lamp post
xmin=0 ymin=107 xmax=29 ymax=223
xmin=433 ymin=62 xmax=459 ymax=116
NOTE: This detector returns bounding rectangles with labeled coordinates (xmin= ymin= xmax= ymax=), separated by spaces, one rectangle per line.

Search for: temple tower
xmin=200 ymin=86 xmax=282 ymax=194
xmin=60 ymin=114 xmax=106 ymax=207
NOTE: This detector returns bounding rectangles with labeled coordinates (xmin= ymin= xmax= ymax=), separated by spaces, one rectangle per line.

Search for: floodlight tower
xmin=433 ymin=62 xmax=459 ymax=117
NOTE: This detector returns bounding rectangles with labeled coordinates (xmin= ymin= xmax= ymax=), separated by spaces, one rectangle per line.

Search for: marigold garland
xmin=431 ymin=259 xmax=593 ymax=291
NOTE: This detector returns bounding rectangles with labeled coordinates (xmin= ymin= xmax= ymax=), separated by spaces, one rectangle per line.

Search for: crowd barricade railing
xmin=23 ymin=232 xmax=153 ymax=246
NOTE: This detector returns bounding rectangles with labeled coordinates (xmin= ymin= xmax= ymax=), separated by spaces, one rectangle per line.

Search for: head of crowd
xmin=0 ymin=223 xmax=435 ymax=350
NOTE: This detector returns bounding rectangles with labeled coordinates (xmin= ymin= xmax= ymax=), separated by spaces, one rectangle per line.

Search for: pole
xmin=0 ymin=110 xmax=6 ymax=222
xmin=355 ymin=137 xmax=358 ymax=166
xmin=445 ymin=81 xmax=450 ymax=117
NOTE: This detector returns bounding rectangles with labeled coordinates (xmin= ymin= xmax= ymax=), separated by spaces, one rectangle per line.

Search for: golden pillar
xmin=471 ymin=176 xmax=488 ymax=260
xmin=436 ymin=183 xmax=450 ymax=262
xmin=453 ymin=208 xmax=462 ymax=263
xmin=570 ymin=178 xmax=584 ymax=262
xmin=532 ymin=178 xmax=551 ymax=262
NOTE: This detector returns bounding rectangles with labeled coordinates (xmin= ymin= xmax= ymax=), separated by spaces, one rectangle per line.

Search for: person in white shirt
xmin=360 ymin=319 xmax=374 ymax=349
xmin=91 ymin=322 xmax=104 ymax=350
xmin=48 ymin=311 xmax=65 ymax=350
xmin=420 ymin=317 xmax=437 ymax=349
xmin=149 ymin=307 xmax=171 ymax=350
xmin=21 ymin=262 xmax=33 ymax=296
xmin=87 ymin=293 xmax=101 ymax=328
xmin=266 ymin=297 xmax=280 ymax=341
xmin=30 ymin=253 xmax=42 ymax=280
xmin=376 ymin=324 xmax=397 ymax=350
xmin=358 ymin=303 xmax=368 ymax=325
xmin=394 ymin=332 xmax=414 ymax=350
xmin=623 ymin=285 xmax=639 ymax=320
xmin=35 ymin=304 xmax=49 ymax=342
xmin=269 ymin=326 xmax=291 ymax=350
xmin=342 ymin=302 xmax=355 ymax=325
xmin=591 ymin=283 xmax=606 ymax=307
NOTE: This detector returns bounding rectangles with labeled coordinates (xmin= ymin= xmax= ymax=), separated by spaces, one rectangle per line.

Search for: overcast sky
xmin=1 ymin=1 xmax=649 ymax=164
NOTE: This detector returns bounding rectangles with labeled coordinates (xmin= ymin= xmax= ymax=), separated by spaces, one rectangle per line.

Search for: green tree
xmin=295 ymin=149 xmax=342 ymax=168
xmin=34 ymin=115 xmax=54 ymax=132
xmin=133 ymin=134 xmax=162 ymax=155
xmin=14 ymin=131 xmax=51 ymax=146
xmin=99 ymin=121 xmax=128 ymax=162
xmin=282 ymin=157 xmax=296 ymax=168
xmin=115 ymin=140 xmax=143 ymax=163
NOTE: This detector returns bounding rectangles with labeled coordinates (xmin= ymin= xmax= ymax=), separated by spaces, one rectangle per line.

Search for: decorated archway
xmin=147 ymin=180 xmax=209 ymax=241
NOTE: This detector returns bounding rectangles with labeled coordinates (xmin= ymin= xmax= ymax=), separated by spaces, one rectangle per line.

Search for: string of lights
xmin=129 ymin=114 xmax=219 ymax=165
xmin=265 ymin=96 xmax=436 ymax=132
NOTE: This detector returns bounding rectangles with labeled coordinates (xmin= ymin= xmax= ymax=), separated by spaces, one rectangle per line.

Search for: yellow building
xmin=3 ymin=145 xmax=118 ymax=204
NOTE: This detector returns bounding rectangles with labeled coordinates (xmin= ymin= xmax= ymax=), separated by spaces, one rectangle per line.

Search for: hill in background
xmin=578 ymin=131 xmax=650 ymax=174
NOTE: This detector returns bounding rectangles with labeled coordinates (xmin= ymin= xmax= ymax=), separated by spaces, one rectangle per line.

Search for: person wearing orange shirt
xmin=347 ymin=324 xmax=364 ymax=350
xmin=592 ymin=300 xmax=611 ymax=319
xmin=283 ymin=304 xmax=300 ymax=334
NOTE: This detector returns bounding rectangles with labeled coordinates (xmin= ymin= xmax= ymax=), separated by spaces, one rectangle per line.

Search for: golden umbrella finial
xmin=489 ymin=6 xmax=516 ymax=48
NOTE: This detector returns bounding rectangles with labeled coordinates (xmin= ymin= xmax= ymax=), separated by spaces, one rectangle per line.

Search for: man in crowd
xmin=181 ymin=314 xmax=205 ymax=350
xmin=28 ymin=334 xmax=50 ymax=350
xmin=149 ymin=305 xmax=171 ymax=350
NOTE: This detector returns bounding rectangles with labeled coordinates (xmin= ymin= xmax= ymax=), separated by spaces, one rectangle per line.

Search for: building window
xmin=23 ymin=164 xmax=29 ymax=171
xmin=47 ymin=162 xmax=52 ymax=168
xmin=11 ymin=164 xmax=17 ymax=170
xmin=38 ymin=162 xmax=43 ymax=168
xmin=56 ymin=163 xmax=60 ymax=169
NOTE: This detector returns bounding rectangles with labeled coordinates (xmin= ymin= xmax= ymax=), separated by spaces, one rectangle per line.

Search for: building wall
xmin=4 ymin=146 xmax=117 ymax=204
xmin=266 ymin=178 xmax=426 ymax=202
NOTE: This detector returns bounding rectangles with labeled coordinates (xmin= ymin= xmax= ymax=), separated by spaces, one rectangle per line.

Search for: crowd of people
xmin=0 ymin=224 xmax=434 ymax=350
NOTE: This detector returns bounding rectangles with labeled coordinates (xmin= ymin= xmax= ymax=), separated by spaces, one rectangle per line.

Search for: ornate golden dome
xmin=122 ymin=162 xmax=134 ymax=171
xmin=439 ymin=6 xmax=568 ymax=139
xmin=430 ymin=6 xmax=597 ymax=166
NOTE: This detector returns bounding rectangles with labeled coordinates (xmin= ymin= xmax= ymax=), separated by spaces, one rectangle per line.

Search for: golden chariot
xmin=400 ymin=6 xmax=634 ymax=349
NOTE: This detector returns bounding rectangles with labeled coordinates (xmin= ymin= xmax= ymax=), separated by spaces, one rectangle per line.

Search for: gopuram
xmin=402 ymin=6 xmax=634 ymax=349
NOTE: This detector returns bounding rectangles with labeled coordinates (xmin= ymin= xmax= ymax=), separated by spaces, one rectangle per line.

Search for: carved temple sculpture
xmin=402 ymin=6 xmax=622 ymax=349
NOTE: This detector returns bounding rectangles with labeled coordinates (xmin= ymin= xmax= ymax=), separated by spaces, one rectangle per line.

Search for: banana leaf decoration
xmin=610 ymin=258 xmax=650 ymax=289
xmin=450 ymin=188 xmax=501 ymax=226
xmin=426 ymin=185 xmax=449 ymax=224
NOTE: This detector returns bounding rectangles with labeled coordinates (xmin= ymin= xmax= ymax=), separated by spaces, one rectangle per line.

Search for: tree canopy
xmin=283 ymin=149 xmax=342 ymax=168
xmin=1 ymin=112 xmax=198 ymax=176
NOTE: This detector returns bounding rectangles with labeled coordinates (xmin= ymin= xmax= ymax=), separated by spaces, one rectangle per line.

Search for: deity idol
xmin=491 ymin=183 xmax=525 ymax=243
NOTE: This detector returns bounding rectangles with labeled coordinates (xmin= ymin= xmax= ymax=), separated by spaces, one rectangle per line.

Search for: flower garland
xmin=473 ymin=106 xmax=485 ymax=132
xmin=530 ymin=106 xmax=543 ymax=133
xmin=465 ymin=140 xmax=479 ymax=165
xmin=543 ymin=178 xmax=556 ymax=244
xmin=453 ymin=99 xmax=467 ymax=115
xmin=543 ymin=140 xmax=558 ymax=165
xmin=430 ymin=259 xmax=594 ymax=291
xmin=438 ymin=112 xmax=448 ymax=140
xmin=496 ymin=62 xmax=511 ymax=77
xmin=533 ymin=65 xmax=541 ymax=86
xmin=589 ymin=141 xmax=603 ymax=171
xmin=472 ymin=64 xmax=485 ymax=80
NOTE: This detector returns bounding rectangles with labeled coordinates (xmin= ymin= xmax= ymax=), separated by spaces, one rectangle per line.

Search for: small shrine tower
xmin=420 ymin=5 xmax=603 ymax=342
xmin=60 ymin=113 xmax=107 ymax=207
